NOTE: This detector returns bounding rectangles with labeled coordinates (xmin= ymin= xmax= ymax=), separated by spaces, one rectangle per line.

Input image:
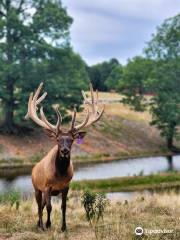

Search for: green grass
xmin=0 ymin=190 xmax=20 ymax=208
xmin=71 ymin=172 xmax=180 ymax=192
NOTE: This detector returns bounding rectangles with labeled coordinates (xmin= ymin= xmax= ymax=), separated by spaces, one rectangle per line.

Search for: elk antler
xmin=70 ymin=107 xmax=89 ymax=132
xmin=25 ymin=82 xmax=62 ymax=133
xmin=70 ymin=83 xmax=104 ymax=132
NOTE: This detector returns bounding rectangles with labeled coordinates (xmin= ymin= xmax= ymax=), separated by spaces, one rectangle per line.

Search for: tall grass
xmin=0 ymin=190 xmax=180 ymax=239
xmin=0 ymin=190 xmax=20 ymax=209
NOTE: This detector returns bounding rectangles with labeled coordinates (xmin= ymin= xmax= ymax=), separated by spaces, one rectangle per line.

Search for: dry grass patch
xmin=0 ymin=191 xmax=180 ymax=239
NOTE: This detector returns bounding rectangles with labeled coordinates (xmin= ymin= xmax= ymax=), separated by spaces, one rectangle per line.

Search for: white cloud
xmin=63 ymin=0 xmax=180 ymax=65
xmin=66 ymin=0 xmax=180 ymax=21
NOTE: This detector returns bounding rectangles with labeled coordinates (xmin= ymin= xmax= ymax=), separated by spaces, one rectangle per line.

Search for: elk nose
xmin=61 ymin=148 xmax=69 ymax=155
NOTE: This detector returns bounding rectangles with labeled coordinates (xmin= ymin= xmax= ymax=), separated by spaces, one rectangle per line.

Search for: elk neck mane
xmin=54 ymin=146 xmax=70 ymax=177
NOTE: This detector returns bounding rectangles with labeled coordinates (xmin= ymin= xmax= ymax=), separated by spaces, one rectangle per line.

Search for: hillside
xmin=0 ymin=92 xmax=170 ymax=167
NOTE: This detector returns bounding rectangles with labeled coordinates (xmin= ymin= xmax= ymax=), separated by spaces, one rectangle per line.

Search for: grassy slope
xmin=0 ymin=192 xmax=180 ymax=239
xmin=0 ymin=92 xmax=172 ymax=167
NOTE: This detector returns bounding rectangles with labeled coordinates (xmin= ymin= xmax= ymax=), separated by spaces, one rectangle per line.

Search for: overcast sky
xmin=63 ymin=0 xmax=180 ymax=66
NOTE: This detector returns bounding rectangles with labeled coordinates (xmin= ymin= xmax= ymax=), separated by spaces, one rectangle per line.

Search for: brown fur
xmin=32 ymin=144 xmax=73 ymax=231
xmin=26 ymin=83 xmax=104 ymax=231
xmin=32 ymin=145 xmax=73 ymax=192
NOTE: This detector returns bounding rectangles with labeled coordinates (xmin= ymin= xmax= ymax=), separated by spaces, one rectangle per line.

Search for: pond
xmin=0 ymin=154 xmax=180 ymax=196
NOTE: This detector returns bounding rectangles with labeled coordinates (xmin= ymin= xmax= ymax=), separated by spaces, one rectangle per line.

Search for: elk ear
xmin=73 ymin=131 xmax=87 ymax=139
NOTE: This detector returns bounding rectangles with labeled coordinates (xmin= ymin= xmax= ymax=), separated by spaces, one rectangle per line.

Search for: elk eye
xmin=68 ymin=139 xmax=73 ymax=144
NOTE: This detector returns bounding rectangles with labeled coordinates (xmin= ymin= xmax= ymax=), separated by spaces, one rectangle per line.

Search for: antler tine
xmin=25 ymin=91 xmax=47 ymax=120
xmin=40 ymin=107 xmax=57 ymax=131
xmin=25 ymin=92 xmax=33 ymax=119
xmin=81 ymin=83 xmax=104 ymax=129
xmin=89 ymin=83 xmax=95 ymax=113
xmin=33 ymin=82 xmax=44 ymax=105
xmin=94 ymin=105 xmax=105 ymax=122
xmin=74 ymin=108 xmax=90 ymax=131
xmin=81 ymin=90 xmax=91 ymax=105
xmin=25 ymin=82 xmax=62 ymax=133
xmin=70 ymin=107 xmax=77 ymax=131
xmin=54 ymin=106 xmax=62 ymax=130
xmin=72 ymin=83 xmax=104 ymax=132
xmin=36 ymin=92 xmax=47 ymax=105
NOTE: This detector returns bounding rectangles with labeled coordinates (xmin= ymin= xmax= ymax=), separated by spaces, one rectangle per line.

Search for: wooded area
xmin=0 ymin=0 xmax=179 ymax=151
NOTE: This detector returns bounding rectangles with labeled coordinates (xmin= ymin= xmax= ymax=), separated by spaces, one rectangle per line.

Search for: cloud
xmin=63 ymin=0 xmax=180 ymax=65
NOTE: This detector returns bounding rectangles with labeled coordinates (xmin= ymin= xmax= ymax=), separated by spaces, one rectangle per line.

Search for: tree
xmin=18 ymin=49 xmax=89 ymax=124
xmin=147 ymin=59 xmax=180 ymax=150
xmin=119 ymin=56 xmax=153 ymax=111
xmin=0 ymin=0 xmax=88 ymax=133
xmin=120 ymin=14 xmax=180 ymax=151
xmin=145 ymin=13 xmax=180 ymax=59
xmin=105 ymin=64 xmax=123 ymax=91
xmin=144 ymin=14 xmax=180 ymax=150
xmin=87 ymin=58 xmax=120 ymax=91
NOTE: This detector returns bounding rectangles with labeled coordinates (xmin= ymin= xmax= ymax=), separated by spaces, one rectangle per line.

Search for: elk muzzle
xmin=60 ymin=147 xmax=70 ymax=157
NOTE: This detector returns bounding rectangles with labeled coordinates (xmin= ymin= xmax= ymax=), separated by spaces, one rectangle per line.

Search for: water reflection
xmin=167 ymin=155 xmax=173 ymax=171
xmin=107 ymin=186 xmax=180 ymax=201
xmin=74 ymin=155 xmax=180 ymax=180
xmin=0 ymin=154 xmax=180 ymax=195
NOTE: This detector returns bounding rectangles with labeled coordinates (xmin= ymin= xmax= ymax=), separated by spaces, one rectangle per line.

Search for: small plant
xmin=81 ymin=190 xmax=109 ymax=227
xmin=0 ymin=190 xmax=20 ymax=209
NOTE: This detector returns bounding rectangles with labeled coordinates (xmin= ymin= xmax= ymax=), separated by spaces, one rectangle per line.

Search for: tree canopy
xmin=119 ymin=56 xmax=153 ymax=111
xmin=87 ymin=58 xmax=121 ymax=91
xmin=0 ymin=0 xmax=88 ymax=133
xmin=119 ymin=14 xmax=180 ymax=150
xmin=145 ymin=13 xmax=180 ymax=60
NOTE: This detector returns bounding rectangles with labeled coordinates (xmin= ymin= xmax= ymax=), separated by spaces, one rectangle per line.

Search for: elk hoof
xmin=61 ymin=225 xmax=66 ymax=232
xmin=46 ymin=221 xmax=51 ymax=228
xmin=37 ymin=220 xmax=44 ymax=231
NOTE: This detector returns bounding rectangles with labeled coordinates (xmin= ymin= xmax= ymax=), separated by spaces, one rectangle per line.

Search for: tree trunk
xmin=3 ymin=0 xmax=15 ymax=133
xmin=4 ymin=77 xmax=14 ymax=132
xmin=167 ymin=136 xmax=173 ymax=150
xmin=166 ymin=123 xmax=180 ymax=153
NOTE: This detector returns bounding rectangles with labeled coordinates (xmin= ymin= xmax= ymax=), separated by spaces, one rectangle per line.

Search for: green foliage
xmin=120 ymin=14 xmax=180 ymax=149
xmin=148 ymin=59 xmax=180 ymax=147
xmin=105 ymin=64 xmax=123 ymax=91
xmin=119 ymin=56 xmax=153 ymax=111
xmin=87 ymin=58 xmax=120 ymax=91
xmin=145 ymin=13 xmax=180 ymax=59
xmin=19 ymin=49 xmax=88 ymax=124
xmin=0 ymin=190 xmax=20 ymax=209
xmin=0 ymin=0 xmax=88 ymax=132
xmin=144 ymin=14 xmax=180 ymax=148
xmin=81 ymin=190 xmax=109 ymax=227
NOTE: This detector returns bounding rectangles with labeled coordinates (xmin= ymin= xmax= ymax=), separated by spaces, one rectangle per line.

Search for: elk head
xmin=25 ymin=82 xmax=104 ymax=158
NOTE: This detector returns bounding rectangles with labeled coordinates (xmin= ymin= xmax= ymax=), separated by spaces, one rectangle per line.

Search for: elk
xmin=25 ymin=82 xmax=104 ymax=231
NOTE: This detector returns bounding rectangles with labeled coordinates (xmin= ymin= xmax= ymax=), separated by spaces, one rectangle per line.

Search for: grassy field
xmin=71 ymin=172 xmax=180 ymax=192
xmin=0 ymin=92 xmax=172 ymax=168
xmin=0 ymin=190 xmax=180 ymax=239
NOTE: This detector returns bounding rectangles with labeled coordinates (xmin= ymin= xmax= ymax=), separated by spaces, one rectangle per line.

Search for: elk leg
xmin=61 ymin=187 xmax=69 ymax=232
xmin=42 ymin=193 xmax=46 ymax=212
xmin=35 ymin=189 xmax=44 ymax=230
xmin=45 ymin=188 xmax=52 ymax=228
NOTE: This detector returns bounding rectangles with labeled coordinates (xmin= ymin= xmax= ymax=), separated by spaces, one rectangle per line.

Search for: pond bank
xmin=0 ymin=149 xmax=171 ymax=171
xmin=71 ymin=172 xmax=180 ymax=192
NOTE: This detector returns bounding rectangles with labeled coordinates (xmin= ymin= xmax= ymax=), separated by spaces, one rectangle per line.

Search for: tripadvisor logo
xmin=135 ymin=226 xmax=144 ymax=236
